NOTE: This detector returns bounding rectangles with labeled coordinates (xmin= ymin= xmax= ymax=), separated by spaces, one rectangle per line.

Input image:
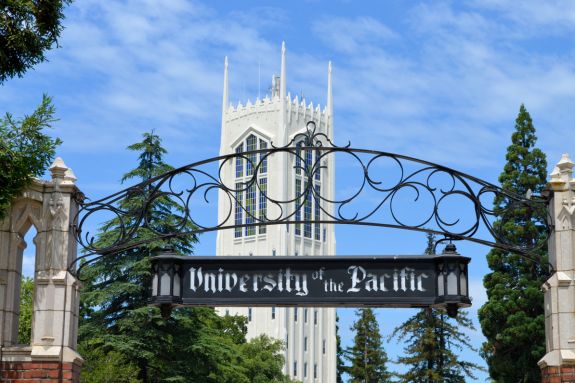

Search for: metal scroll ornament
xmin=72 ymin=121 xmax=550 ymax=268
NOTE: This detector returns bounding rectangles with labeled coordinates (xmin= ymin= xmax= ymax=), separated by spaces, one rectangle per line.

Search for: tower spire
xmin=222 ymin=56 xmax=229 ymax=115
xmin=280 ymin=41 xmax=286 ymax=101
xmin=326 ymin=61 xmax=333 ymax=138
xmin=327 ymin=61 xmax=333 ymax=117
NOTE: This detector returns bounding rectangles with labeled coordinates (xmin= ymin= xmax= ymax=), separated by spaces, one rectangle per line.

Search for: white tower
xmin=216 ymin=43 xmax=337 ymax=382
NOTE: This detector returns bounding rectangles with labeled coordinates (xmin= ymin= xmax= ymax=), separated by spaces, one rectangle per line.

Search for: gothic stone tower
xmin=216 ymin=43 xmax=337 ymax=382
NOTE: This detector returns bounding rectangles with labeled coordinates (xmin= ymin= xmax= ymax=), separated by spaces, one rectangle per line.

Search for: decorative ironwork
xmin=72 ymin=121 xmax=550 ymax=273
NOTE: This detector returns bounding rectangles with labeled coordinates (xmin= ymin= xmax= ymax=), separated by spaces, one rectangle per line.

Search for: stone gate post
xmin=539 ymin=153 xmax=575 ymax=382
xmin=0 ymin=157 xmax=82 ymax=382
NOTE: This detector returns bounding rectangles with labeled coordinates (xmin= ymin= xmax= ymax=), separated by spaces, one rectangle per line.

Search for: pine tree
xmin=390 ymin=233 xmax=483 ymax=382
xmin=345 ymin=308 xmax=390 ymax=383
xmin=392 ymin=309 xmax=482 ymax=382
xmin=336 ymin=314 xmax=345 ymax=383
xmin=79 ymin=132 xmax=292 ymax=383
xmin=478 ymin=104 xmax=548 ymax=382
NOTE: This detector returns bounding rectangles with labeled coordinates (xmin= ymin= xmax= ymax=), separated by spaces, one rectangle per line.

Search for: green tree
xmin=392 ymin=309 xmax=482 ymax=382
xmin=0 ymin=0 xmax=71 ymax=83
xmin=478 ymin=104 xmax=548 ymax=382
xmin=0 ymin=94 xmax=61 ymax=219
xmin=79 ymin=348 xmax=141 ymax=383
xmin=79 ymin=132 xmax=292 ymax=383
xmin=390 ymin=233 xmax=483 ymax=382
xmin=17 ymin=276 xmax=34 ymax=344
xmin=336 ymin=314 xmax=345 ymax=383
xmin=345 ymin=308 xmax=390 ymax=383
xmin=237 ymin=335 xmax=294 ymax=383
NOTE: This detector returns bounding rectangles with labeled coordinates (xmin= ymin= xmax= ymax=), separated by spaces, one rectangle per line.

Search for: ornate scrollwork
xmin=72 ymin=121 xmax=550 ymax=273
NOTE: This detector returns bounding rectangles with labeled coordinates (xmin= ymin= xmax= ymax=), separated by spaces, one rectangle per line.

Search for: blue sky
xmin=6 ymin=0 xmax=575 ymax=381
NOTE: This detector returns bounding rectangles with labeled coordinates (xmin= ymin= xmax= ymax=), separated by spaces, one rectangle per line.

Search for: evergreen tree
xmin=390 ymin=233 xmax=483 ymax=382
xmin=392 ymin=309 xmax=482 ymax=382
xmin=79 ymin=132 xmax=292 ymax=383
xmin=345 ymin=308 xmax=390 ymax=383
xmin=336 ymin=314 xmax=345 ymax=383
xmin=478 ymin=104 xmax=548 ymax=382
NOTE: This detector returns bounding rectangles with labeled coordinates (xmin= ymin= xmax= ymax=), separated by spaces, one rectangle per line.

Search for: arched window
xmin=234 ymin=133 xmax=268 ymax=238
xmin=294 ymin=139 xmax=323 ymax=240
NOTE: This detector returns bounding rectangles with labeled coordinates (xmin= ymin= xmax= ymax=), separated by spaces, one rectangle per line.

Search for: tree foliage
xmin=345 ymin=308 xmax=390 ymax=383
xmin=390 ymin=233 xmax=483 ymax=382
xmin=392 ymin=309 xmax=483 ymax=383
xmin=0 ymin=0 xmax=71 ymax=83
xmin=17 ymin=276 xmax=33 ymax=344
xmin=79 ymin=132 xmax=292 ymax=383
xmin=0 ymin=94 xmax=61 ymax=219
xmin=336 ymin=314 xmax=345 ymax=383
xmin=478 ymin=104 xmax=548 ymax=382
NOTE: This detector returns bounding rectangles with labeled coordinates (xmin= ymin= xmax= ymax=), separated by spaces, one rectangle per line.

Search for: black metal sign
xmin=150 ymin=249 xmax=471 ymax=315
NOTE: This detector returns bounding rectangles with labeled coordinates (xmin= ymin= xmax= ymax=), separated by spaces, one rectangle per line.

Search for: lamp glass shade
xmin=447 ymin=269 xmax=458 ymax=295
xmin=160 ymin=269 xmax=171 ymax=296
xmin=173 ymin=270 xmax=181 ymax=296
xmin=459 ymin=264 xmax=467 ymax=296
xmin=152 ymin=273 xmax=158 ymax=296
xmin=438 ymin=269 xmax=445 ymax=296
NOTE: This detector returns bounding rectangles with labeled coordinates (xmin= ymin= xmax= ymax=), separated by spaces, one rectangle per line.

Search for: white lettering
xmin=347 ymin=266 xmax=366 ymax=293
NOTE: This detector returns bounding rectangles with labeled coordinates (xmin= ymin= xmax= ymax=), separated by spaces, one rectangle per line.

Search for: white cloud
xmin=313 ymin=16 xmax=397 ymax=53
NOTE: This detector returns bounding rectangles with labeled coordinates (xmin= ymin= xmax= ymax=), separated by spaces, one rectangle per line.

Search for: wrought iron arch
xmin=71 ymin=121 xmax=551 ymax=277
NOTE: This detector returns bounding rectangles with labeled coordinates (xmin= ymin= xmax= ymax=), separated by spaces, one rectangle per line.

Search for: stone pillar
xmin=0 ymin=157 xmax=82 ymax=382
xmin=539 ymin=154 xmax=575 ymax=382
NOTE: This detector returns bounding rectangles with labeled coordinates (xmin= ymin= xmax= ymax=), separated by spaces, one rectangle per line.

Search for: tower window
xmin=314 ymin=184 xmax=321 ymax=240
xmin=295 ymin=142 xmax=302 ymax=175
xmin=259 ymin=177 xmax=267 ymax=234
xmin=323 ymin=339 xmax=326 ymax=354
xmin=293 ymin=361 xmax=297 ymax=377
xmin=304 ymin=181 xmax=312 ymax=238
xmin=295 ymin=178 xmax=301 ymax=235
xmin=245 ymin=183 xmax=256 ymax=236
xmin=259 ymin=139 xmax=268 ymax=174
xmin=314 ymin=149 xmax=321 ymax=180
xmin=304 ymin=362 xmax=308 ymax=378
xmin=314 ymin=310 xmax=318 ymax=325
xmin=304 ymin=308 xmax=308 ymax=323
xmin=235 ymin=144 xmax=243 ymax=178
xmin=314 ymin=364 xmax=317 ymax=379
xmin=246 ymin=134 xmax=257 ymax=176
xmin=294 ymin=308 xmax=298 ymax=322
xmin=272 ymin=307 xmax=276 ymax=319
xmin=305 ymin=147 xmax=312 ymax=174
xmin=248 ymin=308 xmax=252 ymax=322
xmin=293 ymin=140 xmax=324 ymax=242
xmin=235 ymin=183 xmax=243 ymax=238
xmin=304 ymin=336 xmax=308 ymax=352
xmin=235 ymin=134 xmax=269 ymax=238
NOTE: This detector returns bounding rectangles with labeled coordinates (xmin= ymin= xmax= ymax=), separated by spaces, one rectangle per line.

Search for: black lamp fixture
xmin=150 ymin=247 xmax=183 ymax=319
xmin=434 ymin=243 xmax=471 ymax=318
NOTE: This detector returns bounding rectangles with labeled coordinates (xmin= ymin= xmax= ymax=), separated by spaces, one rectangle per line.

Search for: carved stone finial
xmin=550 ymin=166 xmax=561 ymax=181
xmin=49 ymin=157 xmax=68 ymax=181
xmin=63 ymin=168 xmax=77 ymax=185
xmin=557 ymin=153 xmax=574 ymax=173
